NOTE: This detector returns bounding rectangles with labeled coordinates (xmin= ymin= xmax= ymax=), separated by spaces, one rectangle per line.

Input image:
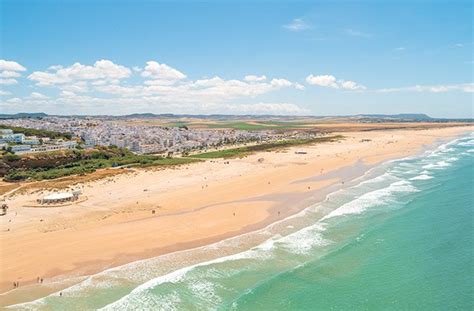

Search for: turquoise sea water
xmin=7 ymin=133 xmax=474 ymax=310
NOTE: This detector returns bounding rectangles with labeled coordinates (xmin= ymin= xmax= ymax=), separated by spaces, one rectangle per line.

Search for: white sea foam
xmin=357 ymin=172 xmax=397 ymax=186
xmin=99 ymin=247 xmax=263 ymax=310
xmin=100 ymin=221 xmax=331 ymax=309
xmin=276 ymin=223 xmax=329 ymax=255
xmin=410 ymin=174 xmax=433 ymax=181
xmin=425 ymin=135 xmax=468 ymax=158
xmin=124 ymin=291 xmax=181 ymax=311
xmin=188 ymin=280 xmax=222 ymax=308
xmin=458 ymin=140 xmax=474 ymax=147
xmin=254 ymin=235 xmax=280 ymax=251
xmin=422 ymin=161 xmax=451 ymax=169
xmin=321 ymin=180 xmax=418 ymax=220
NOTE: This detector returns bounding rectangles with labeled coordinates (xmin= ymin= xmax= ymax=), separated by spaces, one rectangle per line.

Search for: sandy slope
xmin=0 ymin=125 xmax=471 ymax=300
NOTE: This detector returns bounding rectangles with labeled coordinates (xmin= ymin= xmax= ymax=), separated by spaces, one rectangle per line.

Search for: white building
xmin=0 ymin=133 xmax=25 ymax=143
xmin=11 ymin=144 xmax=32 ymax=153
xmin=22 ymin=136 xmax=41 ymax=145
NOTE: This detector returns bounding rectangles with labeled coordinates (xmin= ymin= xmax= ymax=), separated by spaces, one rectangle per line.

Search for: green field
xmin=163 ymin=121 xmax=309 ymax=131
xmin=188 ymin=135 xmax=343 ymax=159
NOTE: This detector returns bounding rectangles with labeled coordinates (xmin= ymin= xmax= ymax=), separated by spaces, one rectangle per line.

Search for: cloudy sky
xmin=0 ymin=0 xmax=472 ymax=117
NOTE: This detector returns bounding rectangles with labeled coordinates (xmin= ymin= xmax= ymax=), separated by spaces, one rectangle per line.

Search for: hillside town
xmin=0 ymin=117 xmax=316 ymax=155
xmin=0 ymin=128 xmax=77 ymax=154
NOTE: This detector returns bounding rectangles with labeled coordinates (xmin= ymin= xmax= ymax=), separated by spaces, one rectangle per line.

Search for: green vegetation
xmin=206 ymin=122 xmax=271 ymax=130
xmin=1 ymin=147 xmax=199 ymax=181
xmin=259 ymin=120 xmax=308 ymax=128
xmin=163 ymin=121 xmax=309 ymax=131
xmin=206 ymin=121 xmax=308 ymax=130
xmin=0 ymin=124 xmax=72 ymax=140
xmin=188 ymin=135 xmax=344 ymax=159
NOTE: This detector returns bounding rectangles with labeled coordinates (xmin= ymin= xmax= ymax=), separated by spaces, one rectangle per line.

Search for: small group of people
xmin=13 ymin=277 xmax=43 ymax=289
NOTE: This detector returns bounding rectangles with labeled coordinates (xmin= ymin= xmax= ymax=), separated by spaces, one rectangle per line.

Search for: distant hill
xmin=119 ymin=113 xmax=170 ymax=119
xmin=0 ymin=112 xmax=48 ymax=119
xmin=354 ymin=113 xmax=473 ymax=123
xmin=0 ymin=112 xmax=471 ymax=122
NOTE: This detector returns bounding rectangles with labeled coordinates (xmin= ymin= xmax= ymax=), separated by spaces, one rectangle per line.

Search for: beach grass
xmin=2 ymin=147 xmax=199 ymax=181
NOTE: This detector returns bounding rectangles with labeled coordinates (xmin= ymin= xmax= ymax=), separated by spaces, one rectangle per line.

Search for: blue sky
xmin=0 ymin=0 xmax=472 ymax=117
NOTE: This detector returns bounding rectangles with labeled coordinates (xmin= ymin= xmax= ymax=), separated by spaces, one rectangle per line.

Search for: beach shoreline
xmin=0 ymin=125 xmax=472 ymax=306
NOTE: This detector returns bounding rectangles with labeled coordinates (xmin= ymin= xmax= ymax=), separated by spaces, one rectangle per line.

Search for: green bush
xmin=3 ymin=154 xmax=21 ymax=162
xmin=2 ymin=145 xmax=200 ymax=181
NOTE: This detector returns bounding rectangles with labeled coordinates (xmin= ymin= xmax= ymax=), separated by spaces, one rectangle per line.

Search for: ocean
xmin=7 ymin=133 xmax=473 ymax=310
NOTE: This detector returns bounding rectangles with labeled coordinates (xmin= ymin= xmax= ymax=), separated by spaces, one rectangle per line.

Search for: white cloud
xmin=0 ymin=78 xmax=18 ymax=85
xmin=306 ymin=74 xmax=365 ymax=90
xmin=29 ymin=92 xmax=49 ymax=99
xmin=15 ymin=92 xmax=308 ymax=115
xmin=394 ymin=47 xmax=406 ymax=52
xmin=294 ymin=83 xmax=305 ymax=90
xmin=306 ymin=74 xmax=338 ymax=88
xmin=1 ymin=59 xmax=303 ymax=114
xmin=340 ymin=80 xmax=366 ymax=91
xmin=48 ymin=65 xmax=63 ymax=71
xmin=182 ymin=77 xmax=301 ymax=101
xmin=0 ymin=60 xmax=27 ymax=85
xmin=0 ymin=90 xmax=11 ymax=96
xmin=103 ymin=76 xmax=303 ymax=102
xmin=378 ymin=83 xmax=474 ymax=93
xmin=244 ymin=75 xmax=267 ymax=82
xmin=141 ymin=61 xmax=186 ymax=84
xmin=60 ymin=90 xmax=76 ymax=98
xmin=61 ymin=81 xmax=90 ymax=93
xmin=19 ymin=59 xmax=305 ymax=115
xmin=0 ymin=60 xmax=26 ymax=72
xmin=270 ymin=78 xmax=294 ymax=88
xmin=6 ymin=97 xmax=22 ymax=104
xmin=25 ymin=60 xmax=303 ymax=107
xmin=0 ymin=71 xmax=21 ymax=78
xmin=283 ymin=18 xmax=311 ymax=32
xmin=28 ymin=59 xmax=131 ymax=86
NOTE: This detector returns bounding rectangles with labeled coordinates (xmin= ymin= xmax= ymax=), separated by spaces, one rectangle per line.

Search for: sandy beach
xmin=0 ymin=125 xmax=472 ymax=305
